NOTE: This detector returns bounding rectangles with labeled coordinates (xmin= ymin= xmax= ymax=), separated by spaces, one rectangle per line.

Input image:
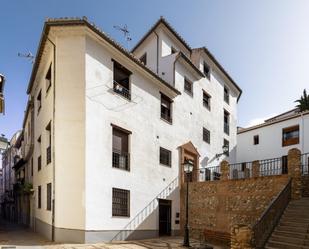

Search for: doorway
xmin=159 ymin=199 xmax=171 ymax=236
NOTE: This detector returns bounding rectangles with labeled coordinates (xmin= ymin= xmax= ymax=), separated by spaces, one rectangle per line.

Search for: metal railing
xmin=111 ymin=176 xmax=179 ymax=241
xmin=46 ymin=146 xmax=51 ymax=165
xmin=301 ymin=152 xmax=309 ymax=175
xmin=224 ymin=123 xmax=229 ymax=135
xmin=113 ymin=81 xmax=131 ymax=100
xmin=194 ymin=166 xmax=221 ymax=182
xmin=112 ymin=149 xmax=130 ymax=171
xmin=229 ymin=162 xmax=253 ymax=179
xmin=252 ymin=179 xmax=291 ymax=248
xmin=259 ymin=157 xmax=288 ymax=176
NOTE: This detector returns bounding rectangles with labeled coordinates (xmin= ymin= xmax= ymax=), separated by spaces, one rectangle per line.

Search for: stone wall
xmin=180 ymin=175 xmax=289 ymax=244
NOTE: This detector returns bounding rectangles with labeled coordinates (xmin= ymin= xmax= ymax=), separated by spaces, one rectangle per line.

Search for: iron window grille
xmin=203 ymin=128 xmax=210 ymax=144
xmin=112 ymin=188 xmax=130 ymax=217
xmin=160 ymin=94 xmax=172 ymax=123
xmin=160 ymin=147 xmax=172 ymax=167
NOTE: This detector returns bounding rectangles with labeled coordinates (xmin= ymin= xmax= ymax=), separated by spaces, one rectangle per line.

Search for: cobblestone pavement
xmin=0 ymin=220 xmax=226 ymax=249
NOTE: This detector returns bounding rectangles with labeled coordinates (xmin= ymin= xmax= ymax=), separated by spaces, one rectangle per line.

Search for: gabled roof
xmin=178 ymin=141 xmax=200 ymax=157
xmin=176 ymin=52 xmax=205 ymax=78
xmin=131 ymin=16 xmax=192 ymax=53
xmin=26 ymin=17 xmax=181 ymax=96
xmin=195 ymin=47 xmax=242 ymax=100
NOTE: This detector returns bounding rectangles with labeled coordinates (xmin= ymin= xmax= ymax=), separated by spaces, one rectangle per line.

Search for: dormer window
xmin=203 ymin=62 xmax=210 ymax=79
xmin=140 ymin=53 xmax=147 ymax=65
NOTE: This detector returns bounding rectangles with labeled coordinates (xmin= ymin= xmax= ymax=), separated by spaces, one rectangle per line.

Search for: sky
xmin=0 ymin=0 xmax=308 ymax=139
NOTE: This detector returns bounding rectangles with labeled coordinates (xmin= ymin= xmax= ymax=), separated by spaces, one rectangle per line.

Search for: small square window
xmin=160 ymin=147 xmax=171 ymax=167
xmin=184 ymin=78 xmax=193 ymax=96
xmin=203 ymin=128 xmax=210 ymax=144
xmin=203 ymin=91 xmax=211 ymax=110
xmin=253 ymin=135 xmax=259 ymax=145
xmin=203 ymin=62 xmax=210 ymax=79
xmin=112 ymin=188 xmax=130 ymax=217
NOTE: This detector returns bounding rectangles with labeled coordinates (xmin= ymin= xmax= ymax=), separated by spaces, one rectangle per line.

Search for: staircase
xmin=265 ymin=197 xmax=309 ymax=249
xmin=110 ymin=176 xmax=179 ymax=242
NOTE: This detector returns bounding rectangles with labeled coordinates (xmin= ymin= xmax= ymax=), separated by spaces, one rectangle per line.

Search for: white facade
xmin=24 ymin=17 xmax=241 ymax=243
xmin=237 ymin=110 xmax=309 ymax=162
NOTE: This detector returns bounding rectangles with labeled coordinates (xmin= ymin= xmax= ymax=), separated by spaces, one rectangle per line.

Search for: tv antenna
xmin=18 ymin=51 xmax=35 ymax=64
xmin=113 ymin=24 xmax=132 ymax=49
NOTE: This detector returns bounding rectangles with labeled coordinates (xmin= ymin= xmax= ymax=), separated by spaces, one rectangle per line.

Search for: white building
xmin=24 ymin=17 xmax=241 ymax=242
xmin=237 ymin=109 xmax=309 ymax=167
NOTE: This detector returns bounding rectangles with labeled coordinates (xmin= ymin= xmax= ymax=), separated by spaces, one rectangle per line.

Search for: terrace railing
xmin=195 ymin=166 xmax=221 ymax=182
xmin=229 ymin=162 xmax=253 ymax=179
xmin=301 ymin=152 xmax=309 ymax=175
xmin=259 ymin=156 xmax=288 ymax=176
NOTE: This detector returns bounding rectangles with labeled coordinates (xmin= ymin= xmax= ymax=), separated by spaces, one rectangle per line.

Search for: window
xmin=46 ymin=122 xmax=51 ymax=165
xmin=184 ymin=78 xmax=193 ymax=96
xmin=46 ymin=64 xmax=52 ymax=93
xmin=37 ymin=136 xmax=41 ymax=171
xmin=282 ymin=125 xmax=299 ymax=147
xmin=203 ymin=62 xmax=210 ymax=79
xmin=112 ymin=125 xmax=130 ymax=171
xmin=224 ymin=110 xmax=230 ymax=135
xmin=160 ymin=94 xmax=172 ymax=123
xmin=160 ymin=147 xmax=171 ymax=167
xmin=224 ymin=139 xmax=229 ymax=156
xmin=113 ymin=60 xmax=131 ymax=100
xmin=112 ymin=188 xmax=130 ymax=217
xmin=224 ymin=86 xmax=229 ymax=104
xmin=47 ymin=183 xmax=52 ymax=211
xmin=203 ymin=128 xmax=210 ymax=144
xmin=140 ymin=53 xmax=147 ymax=65
xmin=37 ymin=90 xmax=42 ymax=114
xmin=31 ymin=157 xmax=33 ymax=177
xmin=38 ymin=185 xmax=41 ymax=209
xmin=171 ymin=47 xmax=177 ymax=54
xmin=253 ymin=135 xmax=259 ymax=145
xmin=203 ymin=91 xmax=211 ymax=110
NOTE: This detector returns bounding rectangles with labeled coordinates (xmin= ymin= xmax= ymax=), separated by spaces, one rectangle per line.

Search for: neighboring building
xmin=0 ymin=135 xmax=9 ymax=211
xmin=21 ymin=16 xmax=241 ymax=242
xmin=237 ymin=109 xmax=309 ymax=164
xmin=1 ymin=131 xmax=21 ymax=221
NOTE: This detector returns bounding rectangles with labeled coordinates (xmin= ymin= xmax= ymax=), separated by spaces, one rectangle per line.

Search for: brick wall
xmin=180 ymin=175 xmax=289 ymax=244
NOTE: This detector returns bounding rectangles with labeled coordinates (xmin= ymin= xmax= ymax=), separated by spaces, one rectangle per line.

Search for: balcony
xmin=224 ymin=123 xmax=230 ymax=135
xmin=112 ymin=149 xmax=130 ymax=171
xmin=46 ymin=146 xmax=51 ymax=164
xmin=113 ymin=81 xmax=131 ymax=100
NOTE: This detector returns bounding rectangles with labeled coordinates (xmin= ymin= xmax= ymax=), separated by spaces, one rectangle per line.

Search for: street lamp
xmin=183 ymin=158 xmax=194 ymax=247
xmin=215 ymin=144 xmax=229 ymax=159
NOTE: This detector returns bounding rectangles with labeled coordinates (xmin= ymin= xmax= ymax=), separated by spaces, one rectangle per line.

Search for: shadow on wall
xmin=111 ymin=178 xmax=179 ymax=241
xmin=200 ymin=145 xmax=237 ymax=168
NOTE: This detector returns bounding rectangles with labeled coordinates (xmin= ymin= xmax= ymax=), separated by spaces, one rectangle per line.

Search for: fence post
xmin=252 ymin=160 xmax=260 ymax=178
xmin=231 ymin=225 xmax=254 ymax=249
xmin=220 ymin=160 xmax=229 ymax=180
xmin=288 ymin=148 xmax=302 ymax=200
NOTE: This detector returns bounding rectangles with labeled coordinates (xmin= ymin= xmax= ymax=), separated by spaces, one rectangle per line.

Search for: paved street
xmin=0 ymin=220 xmax=226 ymax=249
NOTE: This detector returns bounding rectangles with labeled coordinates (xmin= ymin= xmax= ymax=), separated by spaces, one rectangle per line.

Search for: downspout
xmin=154 ymin=31 xmax=159 ymax=74
xmin=301 ymin=112 xmax=304 ymax=153
xmin=45 ymin=35 xmax=56 ymax=242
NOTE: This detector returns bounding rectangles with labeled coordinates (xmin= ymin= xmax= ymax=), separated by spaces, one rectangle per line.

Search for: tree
xmin=295 ymin=89 xmax=309 ymax=112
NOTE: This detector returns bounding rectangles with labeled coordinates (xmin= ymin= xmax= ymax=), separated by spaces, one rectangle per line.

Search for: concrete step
xmin=270 ymin=234 xmax=309 ymax=246
xmin=267 ymin=240 xmax=309 ymax=249
xmin=273 ymin=230 xmax=309 ymax=239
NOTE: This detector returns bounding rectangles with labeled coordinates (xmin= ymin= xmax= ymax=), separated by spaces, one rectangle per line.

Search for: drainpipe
xmin=154 ymin=31 xmax=159 ymax=74
xmin=45 ymin=34 xmax=56 ymax=242
xmin=301 ymin=112 xmax=304 ymax=153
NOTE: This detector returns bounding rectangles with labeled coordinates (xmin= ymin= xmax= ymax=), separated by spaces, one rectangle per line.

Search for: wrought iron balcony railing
xmin=113 ymin=81 xmax=131 ymax=100
xmin=112 ymin=149 xmax=130 ymax=171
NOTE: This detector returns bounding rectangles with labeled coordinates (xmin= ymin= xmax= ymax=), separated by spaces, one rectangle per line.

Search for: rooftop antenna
xmin=113 ymin=24 xmax=132 ymax=49
xmin=18 ymin=51 xmax=35 ymax=64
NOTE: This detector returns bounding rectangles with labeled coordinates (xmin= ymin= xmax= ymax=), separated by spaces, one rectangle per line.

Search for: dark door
xmin=159 ymin=199 xmax=171 ymax=236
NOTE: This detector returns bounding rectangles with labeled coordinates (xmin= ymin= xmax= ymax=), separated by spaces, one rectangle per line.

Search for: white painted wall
xmin=237 ymin=113 xmax=309 ymax=162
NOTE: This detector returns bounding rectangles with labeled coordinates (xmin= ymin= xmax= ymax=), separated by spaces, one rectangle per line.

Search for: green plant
xmin=295 ymin=89 xmax=309 ymax=112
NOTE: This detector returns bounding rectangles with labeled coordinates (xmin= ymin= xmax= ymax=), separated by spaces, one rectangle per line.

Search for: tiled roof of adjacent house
xmin=26 ymin=17 xmax=181 ymax=95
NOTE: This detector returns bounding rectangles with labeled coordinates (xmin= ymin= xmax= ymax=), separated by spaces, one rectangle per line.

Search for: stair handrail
xmin=110 ymin=175 xmax=179 ymax=241
xmin=252 ymin=178 xmax=292 ymax=248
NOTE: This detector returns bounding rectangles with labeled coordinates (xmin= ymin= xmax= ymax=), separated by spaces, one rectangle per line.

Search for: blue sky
xmin=0 ymin=0 xmax=308 ymax=139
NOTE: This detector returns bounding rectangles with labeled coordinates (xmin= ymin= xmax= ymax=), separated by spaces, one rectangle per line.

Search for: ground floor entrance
xmin=158 ymin=199 xmax=171 ymax=236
